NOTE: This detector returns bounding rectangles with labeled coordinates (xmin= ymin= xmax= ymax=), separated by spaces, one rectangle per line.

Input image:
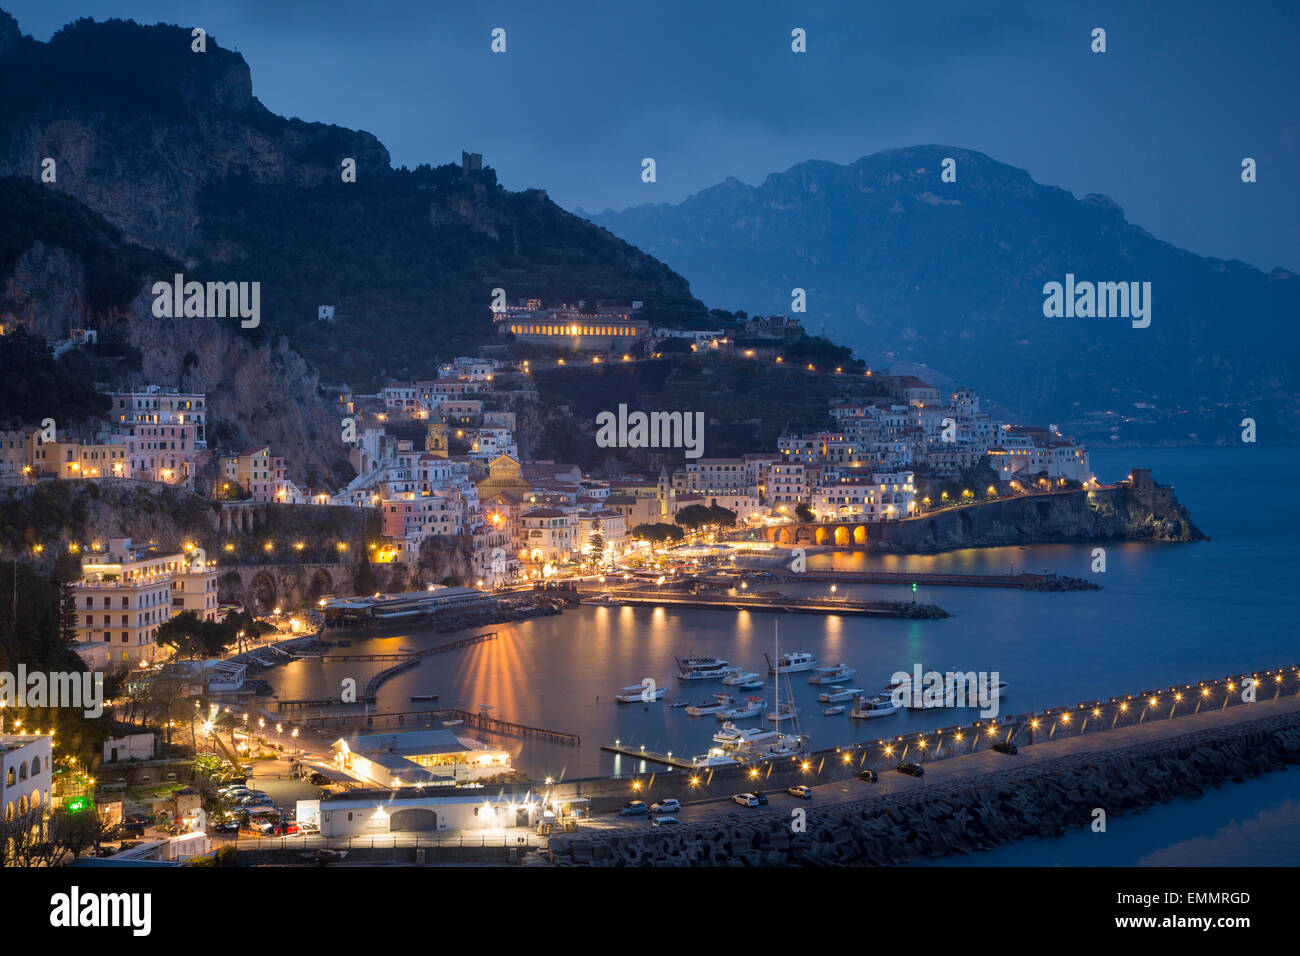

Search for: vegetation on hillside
xmin=0 ymin=326 xmax=111 ymax=427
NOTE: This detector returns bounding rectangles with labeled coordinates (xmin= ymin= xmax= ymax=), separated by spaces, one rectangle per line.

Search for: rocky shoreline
xmin=543 ymin=710 xmax=1300 ymax=866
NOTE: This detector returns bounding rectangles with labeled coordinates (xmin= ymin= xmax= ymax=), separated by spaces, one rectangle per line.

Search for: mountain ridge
xmin=586 ymin=145 xmax=1300 ymax=444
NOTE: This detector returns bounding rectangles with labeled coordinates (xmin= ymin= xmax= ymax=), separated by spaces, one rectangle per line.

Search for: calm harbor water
xmin=264 ymin=446 xmax=1299 ymax=862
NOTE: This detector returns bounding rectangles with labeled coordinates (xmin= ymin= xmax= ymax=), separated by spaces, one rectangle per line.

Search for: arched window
xmin=4 ymin=802 xmax=13 ymax=822
xmin=18 ymin=763 xmax=26 ymax=781
xmin=4 ymin=768 xmax=13 ymax=786
xmin=30 ymin=757 xmax=40 ymax=776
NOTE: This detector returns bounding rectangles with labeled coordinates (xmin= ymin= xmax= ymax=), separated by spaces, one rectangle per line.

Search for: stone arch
xmin=308 ymin=569 xmax=334 ymax=601
xmin=794 ymin=527 xmax=814 ymax=545
xmin=959 ymin=511 xmax=974 ymax=539
xmin=833 ymin=526 xmax=849 ymax=547
xmin=249 ymin=571 xmax=278 ymax=613
xmin=814 ymin=526 xmax=830 ymax=546
xmin=777 ymin=527 xmax=794 ymax=546
xmin=853 ymin=525 xmax=868 ymax=545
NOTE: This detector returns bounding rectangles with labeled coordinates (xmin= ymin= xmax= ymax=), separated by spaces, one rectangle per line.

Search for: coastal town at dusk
xmin=0 ymin=0 xmax=1295 ymax=937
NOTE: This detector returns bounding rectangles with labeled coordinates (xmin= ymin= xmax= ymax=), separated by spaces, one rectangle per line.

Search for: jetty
xmin=564 ymin=664 xmax=1300 ymax=866
xmin=274 ymin=632 xmax=498 ymax=710
xmin=581 ymin=592 xmax=947 ymax=618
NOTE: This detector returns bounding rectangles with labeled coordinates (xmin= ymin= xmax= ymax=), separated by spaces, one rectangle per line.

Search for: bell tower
xmin=425 ymin=416 xmax=449 ymax=458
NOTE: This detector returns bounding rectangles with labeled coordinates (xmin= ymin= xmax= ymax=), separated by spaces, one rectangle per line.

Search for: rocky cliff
xmin=860 ymin=485 xmax=1204 ymax=554
xmin=1 ymin=177 xmax=351 ymax=488
xmin=0 ymin=10 xmax=709 ymax=388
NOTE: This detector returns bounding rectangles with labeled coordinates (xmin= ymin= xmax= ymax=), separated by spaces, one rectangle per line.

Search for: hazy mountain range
xmin=584 ymin=146 xmax=1300 ymax=444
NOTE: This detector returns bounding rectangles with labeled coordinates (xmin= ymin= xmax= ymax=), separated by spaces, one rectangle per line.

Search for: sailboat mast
xmin=774 ymin=620 xmax=779 ymax=716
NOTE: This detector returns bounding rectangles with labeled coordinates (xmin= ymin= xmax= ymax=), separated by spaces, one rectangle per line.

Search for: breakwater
xmin=545 ymin=704 xmax=1300 ymax=866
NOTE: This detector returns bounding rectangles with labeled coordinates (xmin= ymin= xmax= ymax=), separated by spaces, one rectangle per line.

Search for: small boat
xmin=670 ymin=700 xmax=691 ymax=709
xmin=766 ymin=650 xmax=818 ymax=674
xmin=441 ymin=719 xmax=463 ymax=726
xmin=739 ymin=679 xmax=765 ymax=691
xmin=817 ymin=686 xmax=864 ymax=703
xmin=717 ymin=696 xmax=767 ymax=720
xmin=809 ymin=663 xmax=856 ymax=685
xmin=722 ymin=671 xmax=760 ymax=686
xmin=409 ymin=694 xmax=439 ymax=702
xmin=765 ymin=701 xmax=800 ymax=722
xmin=821 ymin=705 xmax=845 ymax=716
xmin=615 ymin=683 xmax=666 ymax=703
xmin=676 ymin=655 xmax=740 ymax=681
xmin=850 ymin=694 xmax=902 ymax=720
xmin=686 ymin=693 xmax=735 ymax=716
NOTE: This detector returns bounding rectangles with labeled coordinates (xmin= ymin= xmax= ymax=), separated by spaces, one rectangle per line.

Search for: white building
xmin=1 ymin=733 xmax=53 ymax=829
xmin=73 ymin=537 xmax=187 ymax=668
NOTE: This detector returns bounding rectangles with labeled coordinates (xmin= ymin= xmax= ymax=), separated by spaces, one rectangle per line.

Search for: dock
xmin=599 ymin=743 xmax=707 ymax=769
xmin=275 ymin=632 xmax=499 ymax=711
xmin=581 ymin=593 xmax=944 ymax=618
xmin=321 ymin=630 xmax=498 ymax=662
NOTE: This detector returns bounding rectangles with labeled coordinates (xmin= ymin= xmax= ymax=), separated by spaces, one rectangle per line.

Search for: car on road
xmin=731 ymin=793 xmax=760 ymax=808
xmin=896 ymin=762 xmax=925 ymax=777
xmin=752 ymin=791 xmax=769 ymax=805
xmin=651 ymin=815 xmax=680 ymax=827
xmin=991 ymin=741 xmax=1019 ymax=755
xmin=649 ymin=799 xmax=681 ymax=815
xmin=858 ymin=769 xmax=878 ymax=782
xmin=618 ymin=800 xmax=649 ymax=816
xmin=214 ymin=821 xmax=240 ymax=834
xmin=787 ymin=785 xmax=812 ymax=799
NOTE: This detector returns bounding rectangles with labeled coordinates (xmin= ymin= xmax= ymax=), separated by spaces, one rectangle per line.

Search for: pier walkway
xmin=273 ymin=632 xmax=498 ymax=710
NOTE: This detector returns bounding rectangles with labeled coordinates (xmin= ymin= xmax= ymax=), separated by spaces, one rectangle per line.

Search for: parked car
xmin=787 ymin=785 xmax=812 ymax=799
xmin=731 ymin=793 xmax=760 ymax=808
xmin=752 ymin=791 xmax=769 ymax=805
xmin=650 ymin=816 xmax=680 ymax=827
xmin=214 ymin=821 xmax=240 ymax=834
xmin=992 ymin=741 xmax=1019 ymax=755
xmin=648 ymin=799 xmax=681 ymax=815
xmin=618 ymin=801 xmax=649 ymax=816
xmin=858 ymin=769 xmax=878 ymax=782
xmin=896 ymin=762 xmax=925 ymax=777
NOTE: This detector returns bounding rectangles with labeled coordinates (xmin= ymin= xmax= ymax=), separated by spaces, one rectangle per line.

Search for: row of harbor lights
xmin=615 ymin=665 xmax=1300 ymax=792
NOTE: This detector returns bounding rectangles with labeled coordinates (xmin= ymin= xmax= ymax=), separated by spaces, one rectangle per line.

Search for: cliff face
xmin=0 ymin=178 xmax=351 ymax=488
xmin=0 ymin=11 xmax=710 ymax=389
xmin=860 ymin=486 xmax=1204 ymax=553
xmin=0 ymin=14 xmax=390 ymax=260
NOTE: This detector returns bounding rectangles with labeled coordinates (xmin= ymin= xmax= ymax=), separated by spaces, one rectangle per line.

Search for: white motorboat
xmin=676 ymin=655 xmax=740 ymax=681
xmin=850 ymin=694 xmax=902 ymax=719
xmin=817 ymin=686 xmax=864 ymax=703
xmin=738 ymin=679 xmax=765 ymax=691
xmin=808 ymin=663 xmax=856 ymax=685
xmin=615 ymin=683 xmax=666 ymax=703
xmin=441 ymin=719 xmax=463 ymax=726
xmin=716 ymin=696 xmax=766 ymax=720
xmin=821 ymin=705 xmax=845 ymax=716
xmin=722 ymin=671 xmax=760 ymax=686
xmin=766 ymin=650 xmax=818 ymax=674
xmin=686 ymin=693 xmax=735 ymax=716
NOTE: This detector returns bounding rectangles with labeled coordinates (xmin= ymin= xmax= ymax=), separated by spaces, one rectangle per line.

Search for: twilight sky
xmin=7 ymin=0 xmax=1298 ymax=272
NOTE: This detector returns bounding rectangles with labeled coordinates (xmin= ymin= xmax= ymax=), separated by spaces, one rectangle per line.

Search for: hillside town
xmin=2 ymin=307 xmax=1095 ymax=678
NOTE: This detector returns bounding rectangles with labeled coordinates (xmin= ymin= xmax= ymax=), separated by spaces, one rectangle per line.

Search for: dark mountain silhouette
xmin=585 ymin=146 xmax=1300 ymax=444
xmin=0 ymin=9 xmax=708 ymax=387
